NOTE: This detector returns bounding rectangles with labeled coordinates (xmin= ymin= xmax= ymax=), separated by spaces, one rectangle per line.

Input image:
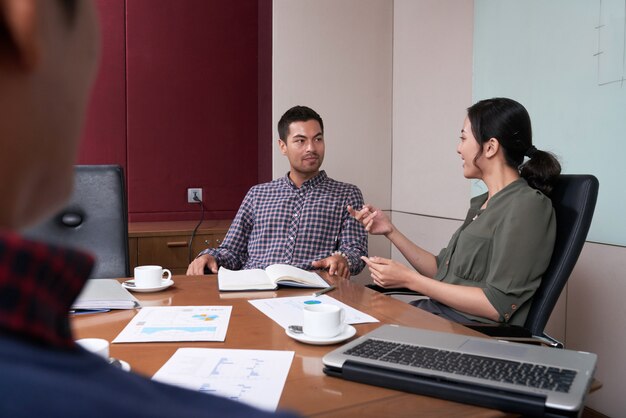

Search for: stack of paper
xmin=72 ymin=279 xmax=140 ymax=310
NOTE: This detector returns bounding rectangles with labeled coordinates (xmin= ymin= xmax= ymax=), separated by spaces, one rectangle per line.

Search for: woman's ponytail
xmin=520 ymin=148 xmax=561 ymax=196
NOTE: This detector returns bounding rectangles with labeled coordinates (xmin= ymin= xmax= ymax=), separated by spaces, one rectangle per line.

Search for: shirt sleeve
xmin=199 ymin=188 xmax=256 ymax=270
xmin=482 ymin=194 xmax=556 ymax=323
xmin=337 ymin=186 xmax=368 ymax=275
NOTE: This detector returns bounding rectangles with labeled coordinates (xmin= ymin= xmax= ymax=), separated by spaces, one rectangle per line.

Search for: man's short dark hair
xmin=277 ymin=106 xmax=324 ymax=140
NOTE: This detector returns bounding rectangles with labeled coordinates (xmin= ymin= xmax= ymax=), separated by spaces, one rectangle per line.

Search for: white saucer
xmin=286 ymin=325 xmax=356 ymax=345
xmin=122 ymin=279 xmax=174 ymax=293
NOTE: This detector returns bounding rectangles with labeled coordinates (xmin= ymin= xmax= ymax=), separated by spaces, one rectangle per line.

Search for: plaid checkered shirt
xmin=200 ymin=171 xmax=367 ymax=275
xmin=0 ymin=232 xmax=94 ymax=349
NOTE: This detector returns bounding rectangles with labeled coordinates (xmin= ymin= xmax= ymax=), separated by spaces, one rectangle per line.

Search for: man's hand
xmin=186 ymin=254 xmax=218 ymax=275
xmin=311 ymin=254 xmax=350 ymax=279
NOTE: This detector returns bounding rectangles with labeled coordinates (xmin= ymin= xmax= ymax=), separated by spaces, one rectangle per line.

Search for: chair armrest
xmin=465 ymin=324 xmax=532 ymax=338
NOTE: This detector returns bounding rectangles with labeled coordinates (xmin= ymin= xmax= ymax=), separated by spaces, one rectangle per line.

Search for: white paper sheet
xmin=152 ymin=348 xmax=294 ymax=411
xmin=112 ymin=306 xmax=232 ymax=343
xmin=248 ymin=295 xmax=378 ymax=329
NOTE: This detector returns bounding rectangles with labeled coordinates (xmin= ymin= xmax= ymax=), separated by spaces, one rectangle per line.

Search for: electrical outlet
xmin=187 ymin=188 xmax=202 ymax=203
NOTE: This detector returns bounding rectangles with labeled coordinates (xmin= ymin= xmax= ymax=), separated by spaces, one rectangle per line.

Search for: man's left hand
xmin=311 ymin=254 xmax=350 ymax=279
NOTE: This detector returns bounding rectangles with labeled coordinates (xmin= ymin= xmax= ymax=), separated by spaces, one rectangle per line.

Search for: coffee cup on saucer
xmin=134 ymin=265 xmax=172 ymax=288
xmin=302 ymin=304 xmax=345 ymax=338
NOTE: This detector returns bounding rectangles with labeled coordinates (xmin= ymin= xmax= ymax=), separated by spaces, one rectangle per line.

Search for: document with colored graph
xmin=112 ymin=306 xmax=232 ymax=343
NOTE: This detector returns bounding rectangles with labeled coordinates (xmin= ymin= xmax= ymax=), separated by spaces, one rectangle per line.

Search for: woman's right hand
xmin=348 ymin=204 xmax=394 ymax=236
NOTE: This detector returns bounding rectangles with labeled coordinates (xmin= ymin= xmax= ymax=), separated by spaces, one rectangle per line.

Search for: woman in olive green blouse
xmin=350 ymin=98 xmax=561 ymax=326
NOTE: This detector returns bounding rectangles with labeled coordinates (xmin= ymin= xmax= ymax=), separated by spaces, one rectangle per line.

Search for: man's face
xmin=279 ymin=119 xmax=325 ymax=180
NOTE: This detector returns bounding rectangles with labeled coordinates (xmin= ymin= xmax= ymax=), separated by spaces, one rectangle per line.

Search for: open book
xmin=218 ymin=264 xmax=329 ymax=291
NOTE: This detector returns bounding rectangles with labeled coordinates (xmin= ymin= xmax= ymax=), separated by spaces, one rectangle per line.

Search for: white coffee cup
xmin=76 ymin=338 xmax=109 ymax=359
xmin=134 ymin=265 xmax=171 ymax=288
xmin=302 ymin=304 xmax=345 ymax=338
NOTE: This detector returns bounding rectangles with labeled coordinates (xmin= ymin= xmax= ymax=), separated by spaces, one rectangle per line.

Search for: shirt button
xmin=289 ymin=237 xmax=294 ymax=240
xmin=511 ymin=304 xmax=517 ymax=310
xmin=504 ymin=313 xmax=510 ymax=320
xmin=293 ymin=213 xmax=298 ymax=217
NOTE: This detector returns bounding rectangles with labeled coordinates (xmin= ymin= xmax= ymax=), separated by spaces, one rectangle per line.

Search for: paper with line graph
xmin=152 ymin=348 xmax=294 ymax=411
xmin=112 ymin=306 xmax=232 ymax=343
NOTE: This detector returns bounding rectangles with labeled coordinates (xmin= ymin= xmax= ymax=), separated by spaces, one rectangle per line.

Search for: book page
xmin=217 ymin=267 xmax=275 ymax=291
xmin=264 ymin=264 xmax=328 ymax=288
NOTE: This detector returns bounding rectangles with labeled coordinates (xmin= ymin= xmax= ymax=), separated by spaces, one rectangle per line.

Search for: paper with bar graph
xmin=112 ymin=306 xmax=232 ymax=343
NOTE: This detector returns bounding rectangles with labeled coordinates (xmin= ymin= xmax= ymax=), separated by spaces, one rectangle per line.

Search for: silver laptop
xmin=323 ymin=324 xmax=597 ymax=417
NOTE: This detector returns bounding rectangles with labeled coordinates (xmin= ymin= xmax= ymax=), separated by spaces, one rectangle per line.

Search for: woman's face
xmin=457 ymin=117 xmax=483 ymax=179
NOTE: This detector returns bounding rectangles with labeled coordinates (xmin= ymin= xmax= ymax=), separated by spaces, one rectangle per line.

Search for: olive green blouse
xmin=434 ymin=178 xmax=556 ymax=326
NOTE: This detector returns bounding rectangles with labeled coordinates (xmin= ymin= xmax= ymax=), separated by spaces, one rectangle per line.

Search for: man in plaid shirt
xmin=187 ymin=106 xmax=367 ymax=279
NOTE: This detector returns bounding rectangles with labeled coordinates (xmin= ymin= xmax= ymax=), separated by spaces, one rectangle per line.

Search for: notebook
xmin=323 ymin=324 xmax=597 ymax=417
xmin=72 ymin=279 xmax=140 ymax=310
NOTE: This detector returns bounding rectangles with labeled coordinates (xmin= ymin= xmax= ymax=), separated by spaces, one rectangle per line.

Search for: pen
xmin=312 ymin=285 xmax=336 ymax=297
xmin=69 ymin=308 xmax=111 ymax=315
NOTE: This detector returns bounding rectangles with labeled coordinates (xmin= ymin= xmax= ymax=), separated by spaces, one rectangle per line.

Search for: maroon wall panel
xmin=79 ymin=0 xmax=127 ymax=169
xmin=257 ymin=0 xmax=273 ymax=184
xmin=126 ymin=0 xmax=264 ymax=221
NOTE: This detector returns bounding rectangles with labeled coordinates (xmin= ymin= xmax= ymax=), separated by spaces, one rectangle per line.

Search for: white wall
xmin=393 ymin=0 xmax=473 ymax=218
xmin=272 ymin=0 xmax=393 ymax=208
xmin=273 ymin=0 xmax=394 ymax=282
xmin=566 ymin=243 xmax=626 ymax=416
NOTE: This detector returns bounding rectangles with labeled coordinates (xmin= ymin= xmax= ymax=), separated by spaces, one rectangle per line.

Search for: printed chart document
xmin=72 ymin=278 xmax=140 ymax=310
xmin=153 ymin=348 xmax=294 ymax=412
xmin=249 ymin=295 xmax=379 ymax=329
xmin=218 ymin=264 xmax=329 ymax=291
xmin=112 ymin=306 xmax=231 ymax=343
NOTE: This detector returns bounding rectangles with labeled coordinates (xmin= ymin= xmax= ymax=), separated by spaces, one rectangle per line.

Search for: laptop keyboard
xmin=344 ymin=339 xmax=577 ymax=393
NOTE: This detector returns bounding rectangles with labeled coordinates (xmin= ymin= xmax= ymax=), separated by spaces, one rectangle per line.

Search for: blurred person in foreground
xmin=0 ymin=1 xmax=296 ymax=416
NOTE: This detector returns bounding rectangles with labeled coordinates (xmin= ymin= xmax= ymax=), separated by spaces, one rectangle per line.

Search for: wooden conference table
xmin=71 ymin=274 xmax=512 ymax=418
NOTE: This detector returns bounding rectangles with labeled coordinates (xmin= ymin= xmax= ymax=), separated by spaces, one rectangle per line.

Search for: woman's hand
xmin=361 ymin=256 xmax=415 ymax=288
xmin=348 ymin=204 xmax=394 ymax=236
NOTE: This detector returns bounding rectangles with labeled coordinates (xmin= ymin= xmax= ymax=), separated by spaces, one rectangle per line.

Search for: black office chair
xmin=369 ymin=174 xmax=599 ymax=348
xmin=23 ymin=165 xmax=130 ymax=279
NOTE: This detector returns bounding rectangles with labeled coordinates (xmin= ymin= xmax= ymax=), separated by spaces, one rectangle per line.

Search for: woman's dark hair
xmin=467 ymin=97 xmax=561 ymax=196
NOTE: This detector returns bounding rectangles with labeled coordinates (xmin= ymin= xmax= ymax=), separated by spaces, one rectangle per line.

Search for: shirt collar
xmin=282 ymin=170 xmax=328 ymax=191
xmin=0 ymin=232 xmax=94 ymax=349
